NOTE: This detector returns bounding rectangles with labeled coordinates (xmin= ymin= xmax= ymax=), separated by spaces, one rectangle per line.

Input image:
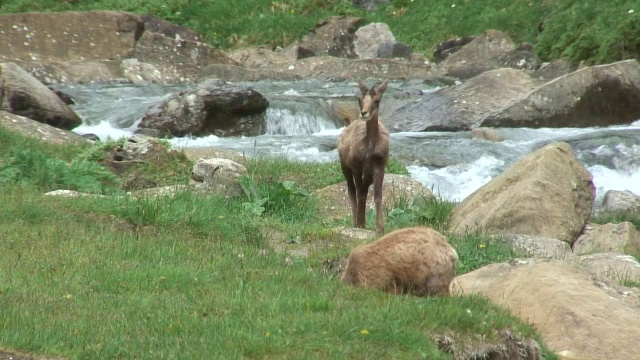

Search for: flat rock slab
xmin=453 ymin=259 xmax=640 ymax=360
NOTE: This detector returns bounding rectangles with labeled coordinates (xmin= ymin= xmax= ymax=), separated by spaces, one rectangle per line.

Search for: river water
xmin=59 ymin=80 xmax=640 ymax=205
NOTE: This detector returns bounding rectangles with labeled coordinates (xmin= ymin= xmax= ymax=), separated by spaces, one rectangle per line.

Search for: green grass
xmin=0 ymin=188 xmax=551 ymax=359
xmin=0 ymin=128 xmax=558 ymax=359
xmin=1 ymin=0 xmax=638 ymax=65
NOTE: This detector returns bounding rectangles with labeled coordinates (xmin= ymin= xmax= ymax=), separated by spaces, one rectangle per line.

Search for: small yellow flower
xmin=478 ymin=244 xmax=486 ymax=248
xmin=360 ymin=329 xmax=369 ymax=335
xmin=63 ymin=294 xmax=73 ymax=299
xmin=265 ymin=331 xmax=271 ymax=337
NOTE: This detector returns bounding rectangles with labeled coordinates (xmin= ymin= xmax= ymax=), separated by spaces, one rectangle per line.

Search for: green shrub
xmin=0 ymin=147 xmax=119 ymax=193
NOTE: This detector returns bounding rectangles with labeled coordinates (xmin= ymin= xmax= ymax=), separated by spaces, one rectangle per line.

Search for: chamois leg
xmin=372 ymin=165 xmax=385 ymax=232
xmin=341 ymin=165 xmax=358 ymax=227
xmin=355 ymin=170 xmax=369 ymax=228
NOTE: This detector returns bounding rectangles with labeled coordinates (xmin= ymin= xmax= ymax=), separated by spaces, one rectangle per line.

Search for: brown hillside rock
xmin=572 ymin=222 xmax=640 ymax=255
xmin=481 ymin=60 xmax=640 ymax=128
xmin=0 ymin=11 xmax=235 ymax=84
xmin=448 ymin=142 xmax=594 ymax=243
xmin=433 ymin=36 xmax=475 ymax=63
xmin=136 ymin=79 xmax=269 ymax=138
xmin=198 ymin=63 xmax=302 ymax=82
xmin=133 ymin=31 xmax=236 ymax=83
xmin=296 ymin=16 xmax=361 ymax=58
xmin=140 ymin=13 xmax=202 ymax=42
xmin=282 ymin=56 xmax=432 ymax=80
xmin=385 ymin=68 xmax=535 ymax=132
xmin=0 ymin=11 xmax=141 ymax=62
xmin=452 ymin=259 xmax=640 ymax=360
xmin=0 ymin=111 xmax=90 ymax=146
xmin=0 ymin=62 xmax=82 ymax=129
xmin=227 ymin=46 xmax=294 ymax=69
xmin=433 ymin=30 xmax=538 ymax=79
xmin=313 ymin=174 xmax=435 ymax=224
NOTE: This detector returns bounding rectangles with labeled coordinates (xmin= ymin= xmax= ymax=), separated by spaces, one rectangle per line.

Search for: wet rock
xmin=0 ymin=62 xmax=82 ymax=129
xmin=136 ymin=79 xmax=269 ymax=138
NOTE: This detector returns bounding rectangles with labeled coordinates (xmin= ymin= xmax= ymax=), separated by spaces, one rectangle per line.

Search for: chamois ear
xmin=377 ymin=80 xmax=388 ymax=95
xmin=358 ymin=81 xmax=368 ymax=95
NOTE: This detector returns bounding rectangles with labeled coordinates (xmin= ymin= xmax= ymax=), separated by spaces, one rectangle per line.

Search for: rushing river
xmin=59 ymin=79 xmax=640 ymax=205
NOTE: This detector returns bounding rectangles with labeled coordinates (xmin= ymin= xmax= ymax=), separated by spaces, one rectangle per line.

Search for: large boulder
xmin=481 ymin=60 xmax=640 ymax=128
xmin=296 ymin=16 xmax=361 ymax=58
xmin=0 ymin=62 xmax=82 ymax=129
xmin=448 ymin=142 xmax=595 ymax=244
xmin=385 ymin=68 xmax=536 ymax=132
xmin=452 ymin=259 xmax=640 ymax=360
xmin=0 ymin=111 xmax=90 ymax=146
xmin=433 ymin=30 xmax=539 ymax=79
xmin=136 ymin=79 xmax=269 ymax=138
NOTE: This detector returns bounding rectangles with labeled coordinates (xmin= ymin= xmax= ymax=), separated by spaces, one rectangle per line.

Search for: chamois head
xmin=358 ymin=80 xmax=388 ymax=121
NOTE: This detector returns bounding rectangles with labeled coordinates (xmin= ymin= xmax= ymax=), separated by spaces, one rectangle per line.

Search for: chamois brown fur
xmin=341 ymin=227 xmax=458 ymax=296
xmin=337 ymin=80 xmax=390 ymax=232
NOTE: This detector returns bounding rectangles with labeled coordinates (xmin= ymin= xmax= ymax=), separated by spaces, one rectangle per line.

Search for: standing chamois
xmin=337 ymin=80 xmax=390 ymax=233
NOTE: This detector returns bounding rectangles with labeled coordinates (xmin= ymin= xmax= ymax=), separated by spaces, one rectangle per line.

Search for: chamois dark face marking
xmin=337 ymin=80 xmax=390 ymax=233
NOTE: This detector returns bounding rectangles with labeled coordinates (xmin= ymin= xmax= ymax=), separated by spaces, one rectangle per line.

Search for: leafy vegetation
xmin=1 ymin=0 xmax=638 ymax=65
xmin=0 ymin=126 xmax=557 ymax=359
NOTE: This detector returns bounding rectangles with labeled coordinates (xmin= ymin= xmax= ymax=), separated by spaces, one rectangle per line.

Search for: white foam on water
xmin=588 ymin=165 xmax=640 ymax=201
xmin=73 ymin=120 xmax=135 ymax=141
xmin=283 ymin=89 xmax=301 ymax=96
xmin=408 ymin=156 xmax=506 ymax=202
xmin=169 ymin=134 xmax=222 ymax=148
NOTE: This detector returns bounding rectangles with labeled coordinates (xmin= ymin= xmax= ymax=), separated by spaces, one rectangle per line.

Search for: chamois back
xmin=341 ymin=227 xmax=458 ymax=296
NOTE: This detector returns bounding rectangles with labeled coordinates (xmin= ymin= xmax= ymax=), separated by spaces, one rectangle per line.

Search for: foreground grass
xmin=0 ymin=188 xmax=551 ymax=359
xmin=0 ymin=129 xmax=556 ymax=359
xmin=0 ymin=0 xmax=638 ymax=65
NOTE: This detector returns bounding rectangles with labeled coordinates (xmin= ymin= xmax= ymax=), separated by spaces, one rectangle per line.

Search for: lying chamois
xmin=341 ymin=227 xmax=458 ymax=296
xmin=337 ymin=80 xmax=390 ymax=232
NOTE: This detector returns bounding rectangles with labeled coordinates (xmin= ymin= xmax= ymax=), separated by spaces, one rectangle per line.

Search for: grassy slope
xmin=0 ymin=127 xmax=557 ymax=358
xmin=0 ymin=0 xmax=639 ymax=65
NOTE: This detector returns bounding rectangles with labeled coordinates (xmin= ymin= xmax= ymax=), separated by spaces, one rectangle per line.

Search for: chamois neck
xmin=365 ymin=114 xmax=380 ymax=144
